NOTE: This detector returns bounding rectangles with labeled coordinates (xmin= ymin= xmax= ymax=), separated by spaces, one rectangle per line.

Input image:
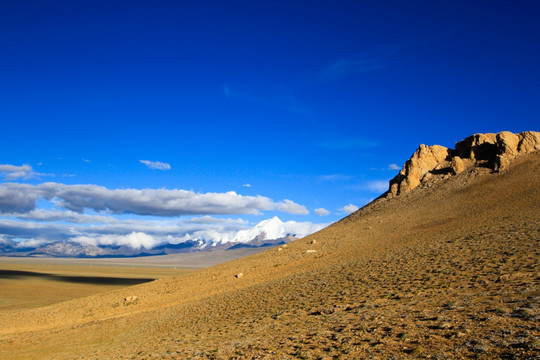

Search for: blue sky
xmin=0 ymin=1 xmax=539 ymax=248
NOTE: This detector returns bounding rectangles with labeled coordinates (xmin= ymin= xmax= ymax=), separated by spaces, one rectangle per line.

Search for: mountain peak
xmin=235 ymin=216 xmax=286 ymax=243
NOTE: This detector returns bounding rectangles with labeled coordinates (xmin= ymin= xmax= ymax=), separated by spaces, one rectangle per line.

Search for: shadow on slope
xmin=0 ymin=269 xmax=153 ymax=286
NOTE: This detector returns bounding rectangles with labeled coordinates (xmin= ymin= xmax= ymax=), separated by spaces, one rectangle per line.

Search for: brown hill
xmin=0 ymin=136 xmax=539 ymax=359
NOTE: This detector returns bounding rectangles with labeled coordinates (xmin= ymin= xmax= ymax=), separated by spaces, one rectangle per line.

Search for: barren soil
xmin=0 ymin=153 xmax=539 ymax=359
xmin=0 ymin=263 xmax=190 ymax=313
xmin=0 ymin=248 xmax=265 ymax=312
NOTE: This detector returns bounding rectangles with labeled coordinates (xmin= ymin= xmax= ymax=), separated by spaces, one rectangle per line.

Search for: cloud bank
xmin=0 ymin=182 xmax=308 ymax=216
xmin=0 ymin=179 xmax=322 ymax=252
xmin=0 ymin=214 xmax=327 ymax=250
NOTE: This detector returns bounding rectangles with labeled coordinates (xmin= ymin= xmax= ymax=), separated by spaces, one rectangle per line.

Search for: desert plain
xmin=0 ymin=248 xmax=266 ymax=313
xmin=0 ymin=138 xmax=539 ymax=359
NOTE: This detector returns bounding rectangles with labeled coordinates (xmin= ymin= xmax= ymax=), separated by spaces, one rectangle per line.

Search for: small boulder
xmin=451 ymin=156 xmax=466 ymax=174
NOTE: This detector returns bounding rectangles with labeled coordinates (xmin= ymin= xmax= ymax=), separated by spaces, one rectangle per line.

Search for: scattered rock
xmin=310 ymin=239 xmax=317 ymax=244
xmin=496 ymin=272 xmax=529 ymax=282
xmin=438 ymin=322 xmax=453 ymax=329
xmin=306 ymin=250 xmax=317 ymax=254
xmin=124 ymin=296 xmax=138 ymax=304
xmin=277 ymin=247 xmax=283 ymax=251
xmin=235 ymin=273 xmax=244 ymax=279
xmin=409 ymin=346 xmax=424 ymax=355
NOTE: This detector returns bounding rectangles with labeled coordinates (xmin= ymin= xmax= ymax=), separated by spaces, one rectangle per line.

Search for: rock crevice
xmin=388 ymin=131 xmax=540 ymax=197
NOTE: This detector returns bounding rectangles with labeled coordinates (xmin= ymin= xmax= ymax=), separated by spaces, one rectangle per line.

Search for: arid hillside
xmin=0 ymin=139 xmax=539 ymax=359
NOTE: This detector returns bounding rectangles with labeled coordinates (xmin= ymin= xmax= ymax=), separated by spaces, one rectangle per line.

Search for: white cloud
xmin=340 ymin=203 xmax=359 ymax=214
xmin=139 ymin=160 xmax=171 ymax=170
xmin=0 ymin=216 xmax=247 ymax=247
xmin=186 ymin=215 xmax=247 ymax=225
xmin=14 ymin=238 xmax=49 ymax=248
xmin=319 ymin=174 xmax=352 ymax=182
xmin=242 ymin=183 xmax=252 ymax=187
xmin=0 ymin=164 xmax=32 ymax=179
xmin=366 ymin=180 xmax=388 ymax=193
xmin=0 ymin=164 xmax=49 ymax=180
xmin=0 ymin=183 xmax=40 ymax=213
xmin=314 ymin=208 xmax=330 ymax=216
xmin=388 ymin=163 xmax=401 ymax=170
xmin=0 ymin=182 xmax=309 ymax=217
xmin=277 ymin=199 xmax=309 ymax=215
xmin=74 ymin=232 xmax=159 ymax=250
xmin=8 ymin=209 xmax=118 ymax=224
xmin=0 ymin=218 xmax=74 ymax=241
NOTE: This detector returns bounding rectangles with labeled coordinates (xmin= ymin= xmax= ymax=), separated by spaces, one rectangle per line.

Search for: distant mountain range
xmin=0 ymin=217 xmax=299 ymax=258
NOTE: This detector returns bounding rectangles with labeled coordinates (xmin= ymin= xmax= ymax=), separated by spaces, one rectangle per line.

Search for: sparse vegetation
xmin=0 ymin=152 xmax=538 ymax=359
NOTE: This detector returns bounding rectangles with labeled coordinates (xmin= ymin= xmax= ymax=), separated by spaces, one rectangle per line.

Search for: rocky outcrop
xmin=389 ymin=144 xmax=453 ymax=197
xmin=388 ymin=131 xmax=540 ymax=197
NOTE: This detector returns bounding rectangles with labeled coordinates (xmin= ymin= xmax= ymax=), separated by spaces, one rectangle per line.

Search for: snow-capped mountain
xmin=0 ymin=217 xmax=326 ymax=258
xmin=235 ymin=216 xmax=297 ymax=243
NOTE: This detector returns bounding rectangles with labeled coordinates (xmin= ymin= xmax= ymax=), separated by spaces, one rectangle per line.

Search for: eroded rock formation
xmin=388 ymin=131 xmax=540 ymax=197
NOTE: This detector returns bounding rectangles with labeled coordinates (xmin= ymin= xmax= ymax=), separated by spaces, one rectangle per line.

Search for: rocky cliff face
xmin=388 ymin=131 xmax=540 ymax=197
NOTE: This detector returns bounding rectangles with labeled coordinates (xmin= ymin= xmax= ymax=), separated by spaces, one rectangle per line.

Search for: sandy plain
xmin=0 ymin=152 xmax=539 ymax=359
xmin=0 ymin=248 xmax=265 ymax=313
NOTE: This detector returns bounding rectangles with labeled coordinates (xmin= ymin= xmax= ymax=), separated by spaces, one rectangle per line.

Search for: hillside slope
xmin=0 ymin=152 xmax=539 ymax=359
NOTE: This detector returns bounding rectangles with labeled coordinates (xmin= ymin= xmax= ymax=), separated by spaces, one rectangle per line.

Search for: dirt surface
xmin=0 ymin=248 xmax=264 ymax=313
xmin=0 ymin=152 xmax=539 ymax=359
xmin=0 ymin=263 xmax=191 ymax=313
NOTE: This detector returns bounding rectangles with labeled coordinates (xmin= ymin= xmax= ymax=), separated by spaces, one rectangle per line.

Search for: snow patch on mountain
xmin=172 ymin=216 xmax=325 ymax=247
xmin=235 ymin=217 xmax=321 ymax=243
